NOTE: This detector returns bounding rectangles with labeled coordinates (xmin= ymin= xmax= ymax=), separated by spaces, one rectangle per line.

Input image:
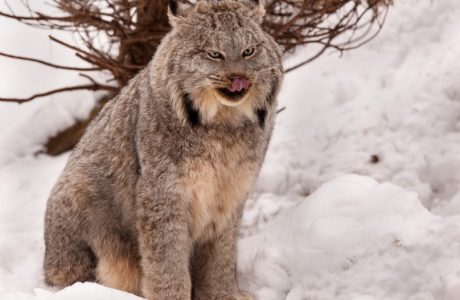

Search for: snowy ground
xmin=2 ymin=0 xmax=460 ymax=299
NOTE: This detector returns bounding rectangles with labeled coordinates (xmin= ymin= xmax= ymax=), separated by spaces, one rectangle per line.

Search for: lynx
xmin=43 ymin=0 xmax=283 ymax=299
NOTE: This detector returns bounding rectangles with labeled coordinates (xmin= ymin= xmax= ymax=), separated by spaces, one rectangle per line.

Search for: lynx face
xmin=185 ymin=21 xmax=271 ymax=107
xmin=166 ymin=0 xmax=282 ymax=119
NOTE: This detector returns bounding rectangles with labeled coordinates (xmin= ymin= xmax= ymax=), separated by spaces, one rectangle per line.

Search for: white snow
xmin=239 ymin=175 xmax=460 ymax=300
xmin=2 ymin=0 xmax=460 ymax=299
xmin=0 ymin=91 xmax=97 ymax=166
xmin=2 ymin=283 xmax=142 ymax=300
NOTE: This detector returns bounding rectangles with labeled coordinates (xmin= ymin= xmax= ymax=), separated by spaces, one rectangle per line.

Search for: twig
xmin=0 ymin=84 xmax=117 ymax=104
xmin=284 ymin=44 xmax=329 ymax=73
xmin=0 ymin=51 xmax=102 ymax=71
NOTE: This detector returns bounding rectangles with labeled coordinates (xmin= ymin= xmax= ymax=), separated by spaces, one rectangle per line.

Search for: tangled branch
xmin=0 ymin=0 xmax=391 ymax=103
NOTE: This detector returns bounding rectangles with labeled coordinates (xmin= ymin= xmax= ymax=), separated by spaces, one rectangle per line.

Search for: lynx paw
xmin=217 ymin=292 xmax=253 ymax=300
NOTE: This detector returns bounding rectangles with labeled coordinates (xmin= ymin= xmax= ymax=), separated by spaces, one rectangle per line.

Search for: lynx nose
xmin=228 ymin=76 xmax=250 ymax=93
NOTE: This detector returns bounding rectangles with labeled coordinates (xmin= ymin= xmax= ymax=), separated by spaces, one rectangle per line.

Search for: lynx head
xmin=157 ymin=0 xmax=283 ymax=127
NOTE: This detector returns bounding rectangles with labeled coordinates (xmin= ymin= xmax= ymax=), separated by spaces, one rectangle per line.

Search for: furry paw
xmin=217 ymin=292 xmax=254 ymax=300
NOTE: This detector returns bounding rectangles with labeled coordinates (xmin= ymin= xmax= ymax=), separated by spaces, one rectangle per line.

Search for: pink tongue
xmin=229 ymin=77 xmax=250 ymax=92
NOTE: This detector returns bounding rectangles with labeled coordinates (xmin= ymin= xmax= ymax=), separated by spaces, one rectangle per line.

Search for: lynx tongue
xmin=228 ymin=77 xmax=250 ymax=93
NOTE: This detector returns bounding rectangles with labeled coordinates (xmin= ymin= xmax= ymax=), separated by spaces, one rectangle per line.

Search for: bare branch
xmin=0 ymin=84 xmax=117 ymax=104
xmin=284 ymin=44 xmax=329 ymax=73
xmin=0 ymin=51 xmax=102 ymax=71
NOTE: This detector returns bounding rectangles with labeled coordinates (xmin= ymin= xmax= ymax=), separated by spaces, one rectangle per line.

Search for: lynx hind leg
xmin=96 ymin=255 xmax=141 ymax=295
xmin=92 ymin=232 xmax=142 ymax=296
xmin=218 ymin=292 xmax=254 ymax=300
xmin=44 ymin=238 xmax=96 ymax=287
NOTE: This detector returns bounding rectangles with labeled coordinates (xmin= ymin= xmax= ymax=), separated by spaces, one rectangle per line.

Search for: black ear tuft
xmin=169 ymin=0 xmax=179 ymax=16
xmin=168 ymin=0 xmax=195 ymax=26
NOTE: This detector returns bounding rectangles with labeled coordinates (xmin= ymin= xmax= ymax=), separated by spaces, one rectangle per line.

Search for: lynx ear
xmin=168 ymin=0 xmax=194 ymax=27
xmin=246 ymin=0 xmax=265 ymax=24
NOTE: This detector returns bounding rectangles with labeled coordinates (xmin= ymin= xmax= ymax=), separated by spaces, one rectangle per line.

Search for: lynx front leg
xmin=192 ymin=211 xmax=253 ymax=300
xmin=137 ymin=178 xmax=192 ymax=300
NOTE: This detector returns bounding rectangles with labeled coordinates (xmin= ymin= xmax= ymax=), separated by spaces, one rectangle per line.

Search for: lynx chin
xmin=43 ymin=0 xmax=283 ymax=299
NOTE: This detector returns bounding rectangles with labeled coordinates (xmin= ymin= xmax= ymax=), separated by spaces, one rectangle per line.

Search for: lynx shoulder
xmin=43 ymin=1 xmax=283 ymax=299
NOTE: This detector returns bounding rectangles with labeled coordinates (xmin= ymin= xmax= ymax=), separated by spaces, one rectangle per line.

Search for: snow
xmin=0 ymin=154 xmax=68 ymax=294
xmin=2 ymin=0 xmax=460 ymax=299
xmin=0 ymin=91 xmax=97 ymax=166
xmin=2 ymin=283 xmax=142 ymax=300
xmin=239 ymin=175 xmax=460 ymax=300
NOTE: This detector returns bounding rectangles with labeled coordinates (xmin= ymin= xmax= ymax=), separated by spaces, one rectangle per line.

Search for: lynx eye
xmin=207 ymin=51 xmax=224 ymax=60
xmin=242 ymin=47 xmax=256 ymax=58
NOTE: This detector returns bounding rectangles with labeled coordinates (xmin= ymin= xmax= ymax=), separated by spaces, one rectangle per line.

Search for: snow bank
xmin=238 ymin=175 xmax=460 ymax=300
xmin=2 ymin=283 xmax=142 ymax=300
xmin=0 ymin=90 xmax=97 ymax=166
xmin=0 ymin=154 xmax=68 ymax=295
xmin=4 ymin=173 xmax=459 ymax=300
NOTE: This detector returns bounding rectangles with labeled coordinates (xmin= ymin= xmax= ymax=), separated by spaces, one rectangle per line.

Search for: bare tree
xmin=0 ymin=0 xmax=391 ymax=154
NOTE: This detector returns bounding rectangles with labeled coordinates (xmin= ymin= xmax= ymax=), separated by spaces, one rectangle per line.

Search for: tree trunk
xmin=117 ymin=0 xmax=170 ymax=83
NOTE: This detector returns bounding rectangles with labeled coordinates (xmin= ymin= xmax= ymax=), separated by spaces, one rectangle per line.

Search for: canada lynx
xmin=43 ymin=0 xmax=283 ymax=299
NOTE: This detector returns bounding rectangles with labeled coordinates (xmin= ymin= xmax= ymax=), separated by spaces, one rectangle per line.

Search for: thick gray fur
xmin=43 ymin=1 xmax=283 ymax=299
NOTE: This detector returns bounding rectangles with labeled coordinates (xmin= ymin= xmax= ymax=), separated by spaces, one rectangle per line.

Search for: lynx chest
xmin=182 ymin=137 xmax=261 ymax=242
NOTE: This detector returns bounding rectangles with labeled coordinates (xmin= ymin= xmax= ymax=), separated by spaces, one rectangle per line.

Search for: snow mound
xmin=0 ymin=90 xmax=97 ymax=166
xmin=2 ymin=283 xmax=142 ymax=300
xmin=238 ymin=175 xmax=460 ymax=300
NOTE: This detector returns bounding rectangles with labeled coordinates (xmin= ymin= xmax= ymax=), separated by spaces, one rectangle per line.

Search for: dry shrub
xmin=0 ymin=0 xmax=390 ymax=152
